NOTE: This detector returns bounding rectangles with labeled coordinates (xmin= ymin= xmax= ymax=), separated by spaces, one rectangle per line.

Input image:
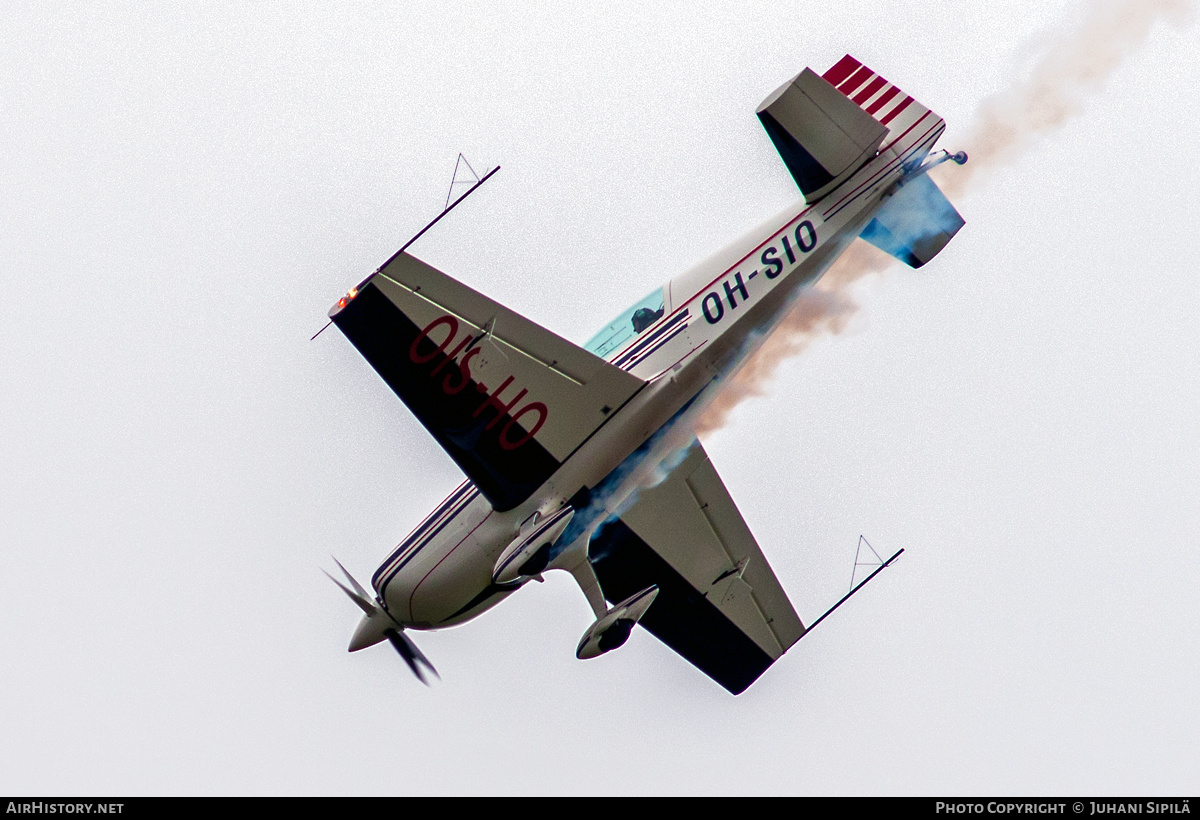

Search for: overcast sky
xmin=2 ymin=0 xmax=1197 ymax=796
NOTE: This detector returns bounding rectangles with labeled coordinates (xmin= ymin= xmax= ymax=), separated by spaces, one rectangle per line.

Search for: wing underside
xmin=331 ymin=252 xmax=646 ymax=511
xmin=587 ymin=440 xmax=805 ymax=694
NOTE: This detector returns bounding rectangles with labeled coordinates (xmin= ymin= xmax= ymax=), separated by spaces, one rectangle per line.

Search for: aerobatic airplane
xmin=323 ymin=55 xmax=966 ymax=694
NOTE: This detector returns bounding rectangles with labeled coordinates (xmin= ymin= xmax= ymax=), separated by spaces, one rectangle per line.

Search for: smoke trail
xmin=694 ymin=0 xmax=1193 ymax=438
xmin=693 ymin=248 xmax=883 ymax=436
xmin=936 ymin=0 xmax=1193 ymax=197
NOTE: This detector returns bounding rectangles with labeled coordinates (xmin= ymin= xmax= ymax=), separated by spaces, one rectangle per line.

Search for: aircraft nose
xmin=348 ymin=610 xmax=390 ymax=652
xmin=404 ymin=547 xmax=498 ymax=627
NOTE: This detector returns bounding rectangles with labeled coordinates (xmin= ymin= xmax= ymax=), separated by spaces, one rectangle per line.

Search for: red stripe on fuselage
xmin=819 ymin=112 xmax=938 ymax=218
xmin=381 ymin=483 xmax=472 ymax=571
xmin=821 ymin=125 xmax=943 ymax=223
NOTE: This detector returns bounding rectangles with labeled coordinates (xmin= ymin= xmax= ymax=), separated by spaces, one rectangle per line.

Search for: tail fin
xmin=760 ymin=56 xmax=947 ymax=203
xmin=819 ymin=55 xmax=962 ymax=267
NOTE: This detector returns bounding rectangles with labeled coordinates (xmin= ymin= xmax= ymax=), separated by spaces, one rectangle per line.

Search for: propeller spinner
xmin=325 ymin=557 xmax=439 ymax=685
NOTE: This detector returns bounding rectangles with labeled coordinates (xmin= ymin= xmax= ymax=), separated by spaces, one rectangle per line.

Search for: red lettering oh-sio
xmin=442 ymin=347 xmax=479 ymax=395
xmin=410 ymin=315 xmax=459 ymax=364
xmin=499 ymin=402 xmax=548 ymax=450
xmin=473 ymin=376 xmax=528 ymax=430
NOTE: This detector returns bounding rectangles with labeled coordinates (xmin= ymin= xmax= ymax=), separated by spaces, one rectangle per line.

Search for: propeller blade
xmin=332 ymin=555 xmax=372 ymax=601
xmin=323 ymin=569 xmax=377 ymax=616
xmin=385 ymin=628 xmax=440 ymax=686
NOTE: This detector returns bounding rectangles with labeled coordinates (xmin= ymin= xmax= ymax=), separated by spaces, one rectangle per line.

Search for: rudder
xmin=821 ymin=54 xmax=939 ymax=141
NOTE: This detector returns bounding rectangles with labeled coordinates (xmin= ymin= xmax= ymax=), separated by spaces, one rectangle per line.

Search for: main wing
xmin=588 ymin=440 xmax=805 ymax=694
xmin=331 ymin=253 xmax=646 ymax=511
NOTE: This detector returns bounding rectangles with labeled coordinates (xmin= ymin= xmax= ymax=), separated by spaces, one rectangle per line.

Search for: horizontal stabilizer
xmin=331 ymin=253 xmax=645 ymax=511
xmin=758 ymin=67 xmax=888 ymax=203
xmin=859 ymin=173 xmax=964 ymax=268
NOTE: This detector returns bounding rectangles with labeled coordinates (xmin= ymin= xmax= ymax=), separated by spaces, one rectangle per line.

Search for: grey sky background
xmin=2 ymin=0 xmax=1197 ymax=795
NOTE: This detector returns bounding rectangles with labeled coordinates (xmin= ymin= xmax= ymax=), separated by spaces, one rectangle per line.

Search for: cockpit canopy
xmin=584 ymin=288 xmax=665 ymax=360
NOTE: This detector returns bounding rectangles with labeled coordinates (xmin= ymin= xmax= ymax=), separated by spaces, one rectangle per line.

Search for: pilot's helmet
xmin=631 ymin=306 xmax=663 ymax=333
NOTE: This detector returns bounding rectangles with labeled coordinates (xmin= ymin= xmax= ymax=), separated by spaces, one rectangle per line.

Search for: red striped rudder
xmin=821 ymin=55 xmax=939 ymax=142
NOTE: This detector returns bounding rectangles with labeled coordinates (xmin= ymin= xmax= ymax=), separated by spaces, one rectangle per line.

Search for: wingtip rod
xmin=310 ymin=162 xmax=501 ymax=341
xmin=800 ymin=547 xmax=905 ymax=637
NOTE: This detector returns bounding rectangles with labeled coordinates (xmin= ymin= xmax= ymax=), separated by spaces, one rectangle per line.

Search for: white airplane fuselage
xmin=366 ymin=110 xmax=945 ymax=631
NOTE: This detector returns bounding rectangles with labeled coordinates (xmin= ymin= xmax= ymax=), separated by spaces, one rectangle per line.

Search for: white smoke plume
xmin=694 ymin=0 xmax=1194 ymax=438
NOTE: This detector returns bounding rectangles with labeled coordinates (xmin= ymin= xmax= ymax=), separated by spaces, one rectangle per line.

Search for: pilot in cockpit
xmin=630 ymin=305 xmax=664 ymax=333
